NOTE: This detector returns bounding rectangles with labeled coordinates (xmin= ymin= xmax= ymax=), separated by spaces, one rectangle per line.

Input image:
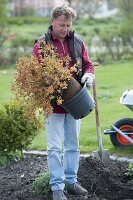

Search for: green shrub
xmin=93 ymin=27 xmax=101 ymax=35
xmin=7 ymin=16 xmax=50 ymax=25
xmin=33 ymin=172 xmax=51 ymax=194
xmin=0 ymin=101 xmax=39 ymax=154
xmin=0 ymin=151 xmax=20 ymax=166
xmin=9 ymin=36 xmax=33 ymax=63
xmin=81 ymin=31 xmax=87 ymax=36
xmin=125 ymin=163 xmax=133 ymax=179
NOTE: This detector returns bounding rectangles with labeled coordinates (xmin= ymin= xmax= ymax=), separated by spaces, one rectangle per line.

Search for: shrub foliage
xmin=33 ymin=172 xmax=51 ymax=194
xmin=12 ymin=42 xmax=78 ymax=118
xmin=0 ymin=101 xmax=38 ymax=153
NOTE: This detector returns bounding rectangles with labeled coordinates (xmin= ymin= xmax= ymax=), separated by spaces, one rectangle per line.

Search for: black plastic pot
xmin=61 ymin=83 xmax=96 ymax=119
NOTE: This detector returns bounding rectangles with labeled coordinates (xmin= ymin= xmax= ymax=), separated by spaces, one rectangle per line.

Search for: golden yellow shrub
xmin=12 ymin=41 xmax=79 ymax=119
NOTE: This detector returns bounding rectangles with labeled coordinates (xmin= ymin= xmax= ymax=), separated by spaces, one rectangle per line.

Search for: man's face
xmin=51 ymin=15 xmax=73 ymax=41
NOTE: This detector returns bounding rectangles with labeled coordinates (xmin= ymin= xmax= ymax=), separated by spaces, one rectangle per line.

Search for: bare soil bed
xmin=0 ymin=154 xmax=133 ymax=200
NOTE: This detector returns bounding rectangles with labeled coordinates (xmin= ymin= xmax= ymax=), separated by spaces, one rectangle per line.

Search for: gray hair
xmin=51 ymin=2 xmax=76 ymax=20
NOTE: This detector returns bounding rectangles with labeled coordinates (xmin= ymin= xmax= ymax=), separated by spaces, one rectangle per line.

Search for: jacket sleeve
xmin=82 ymin=42 xmax=94 ymax=75
xmin=32 ymin=42 xmax=42 ymax=62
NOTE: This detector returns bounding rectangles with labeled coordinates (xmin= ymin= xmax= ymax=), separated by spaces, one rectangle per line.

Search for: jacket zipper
xmin=60 ymin=42 xmax=65 ymax=55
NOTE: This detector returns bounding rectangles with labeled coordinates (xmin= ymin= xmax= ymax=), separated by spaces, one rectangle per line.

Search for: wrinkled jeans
xmin=45 ymin=113 xmax=80 ymax=191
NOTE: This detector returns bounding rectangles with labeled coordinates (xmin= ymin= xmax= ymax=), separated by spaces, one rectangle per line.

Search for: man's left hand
xmin=81 ymin=73 xmax=95 ymax=89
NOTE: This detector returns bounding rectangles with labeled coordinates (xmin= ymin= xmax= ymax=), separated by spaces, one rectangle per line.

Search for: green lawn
xmin=0 ymin=68 xmax=14 ymax=105
xmin=0 ymin=61 xmax=133 ymax=157
xmin=79 ymin=61 xmax=133 ymax=156
xmin=10 ymin=23 xmax=48 ymax=39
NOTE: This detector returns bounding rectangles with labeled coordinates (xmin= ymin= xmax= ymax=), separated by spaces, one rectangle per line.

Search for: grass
xmin=0 ymin=67 xmax=14 ymax=105
xmin=0 ymin=61 xmax=133 ymax=157
xmin=80 ymin=61 xmax=133 ymax=156
xmin=10 ymin=23 xmax=48 ymax=39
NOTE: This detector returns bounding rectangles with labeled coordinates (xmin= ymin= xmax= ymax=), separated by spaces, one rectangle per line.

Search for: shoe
xmin=53 ymin=190 xmax=67 ymax=200
xmin=66 ymin=182 xmax=88 ymax=196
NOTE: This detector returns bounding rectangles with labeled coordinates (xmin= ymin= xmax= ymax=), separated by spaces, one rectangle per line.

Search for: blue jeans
xmin=45 ymin=113 xmax=80 ymax=191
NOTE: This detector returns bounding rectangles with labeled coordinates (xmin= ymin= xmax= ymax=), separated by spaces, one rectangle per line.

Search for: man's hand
xmin=81 ymin=73 xmax=95 ymax=89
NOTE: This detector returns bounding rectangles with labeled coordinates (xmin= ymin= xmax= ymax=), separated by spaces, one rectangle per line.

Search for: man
xmin=33 ymin=3 xmax=94 ymax=200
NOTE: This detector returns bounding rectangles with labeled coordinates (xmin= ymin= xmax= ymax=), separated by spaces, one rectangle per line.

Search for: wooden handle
xmin=93 ymin=81 xmax=100 ymax=127
xmin=93 ymin=80 xmax=103 ymax=152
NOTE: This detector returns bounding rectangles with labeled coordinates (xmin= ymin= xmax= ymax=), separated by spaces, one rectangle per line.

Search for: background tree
xmin=74 ymin=0 xmax=100 ymax=18
xmin=0 ymin=0 xmax=8 ymax=19
xmin=0 ymin=0 xmax=9 ymax=66
xmin=115 ymin=0 xmax=133 ymax=18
